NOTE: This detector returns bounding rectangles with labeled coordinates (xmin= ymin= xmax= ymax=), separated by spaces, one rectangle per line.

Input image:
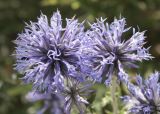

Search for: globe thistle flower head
xmin=26 ymin=91 xmax=64 ymax=114
xmin=84 ymin=17 xmax=152 ymax=85
xmin=14 ymin=10 xmax=84 ymax=91
xmin=57 ymin=77 xmax=94 ymax=114
xmin=122 ymin=72 xmax=160 ymax=114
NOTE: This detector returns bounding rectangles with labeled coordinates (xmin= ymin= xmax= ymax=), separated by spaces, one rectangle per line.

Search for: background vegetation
xmin=0 ymin=0 xmax=160 ymax=114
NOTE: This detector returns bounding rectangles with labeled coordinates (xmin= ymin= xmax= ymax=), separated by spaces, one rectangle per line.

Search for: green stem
xmin=110 ymin=77 xmax=118 ymax=114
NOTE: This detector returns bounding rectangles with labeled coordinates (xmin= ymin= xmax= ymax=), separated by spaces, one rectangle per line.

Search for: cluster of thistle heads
xmin=14 ymin=10 xmax=160 ymax=114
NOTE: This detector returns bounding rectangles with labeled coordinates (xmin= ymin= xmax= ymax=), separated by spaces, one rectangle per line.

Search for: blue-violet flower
xmin=26 ymin=91 xmax=64 ymax=114
xmin=14 ymin=10 xmax=84 ymax=91
xmin=122 ymin=72 xmax=160 ymax=114
xmin=83 ymin=17 xmax=152 ymax=85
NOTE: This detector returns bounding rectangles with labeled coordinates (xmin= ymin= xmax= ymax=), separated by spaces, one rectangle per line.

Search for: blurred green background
xmin=0 ymin=0 xmax=160 ymax=114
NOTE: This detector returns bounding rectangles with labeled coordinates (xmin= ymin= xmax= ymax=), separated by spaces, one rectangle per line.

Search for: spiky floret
xmin=82 ymin=17 xmax=152 ymax=85
xmin=57 ymin=77 xmax=94 ymax=114
xmin=122 ymin=72 xmax=160 ymax=114
xmin=14 ymin=10 xmax=84 ymax=91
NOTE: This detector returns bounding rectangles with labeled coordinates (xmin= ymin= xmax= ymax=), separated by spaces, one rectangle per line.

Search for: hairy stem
xmin=110 ymin=77 xmax=119 ymax=114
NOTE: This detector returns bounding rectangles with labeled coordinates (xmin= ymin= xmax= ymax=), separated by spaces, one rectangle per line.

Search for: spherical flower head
xmin=83 ymin=17 xmax=152 ymax=85
xmin=122 ymin=72 xmax=160 ymax=114
xmin=14 ymin=10 xmax=85 ymax=91
xmin=26 ymin=91 xmax=64 ymax=114
xmin=57 ymin=77 xmax=94 ymax=114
